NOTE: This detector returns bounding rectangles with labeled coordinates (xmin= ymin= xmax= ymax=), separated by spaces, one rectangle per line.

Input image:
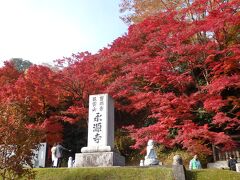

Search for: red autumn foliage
xmin=0 ymin=64 xmax=65 ymax=144
xmin=0 ymin=61 xmax=21 ymax=86
xmin=97 ymin=0 xmax=240 ymax=154
xmin=0 ymin=102 xmax=42 ymax=179
xmin=0 ymin=0 xmax=239 ymax=156
xmin=56 ymin=52 xmax=105 ymax=124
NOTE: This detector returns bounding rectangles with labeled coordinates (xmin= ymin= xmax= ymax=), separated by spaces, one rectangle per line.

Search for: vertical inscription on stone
xmin=93 ymin=112 xmax=102 ymax=143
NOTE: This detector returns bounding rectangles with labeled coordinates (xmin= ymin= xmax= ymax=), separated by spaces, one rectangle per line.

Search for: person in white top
xmin=51 ymin=143 xmax=58 ymax=167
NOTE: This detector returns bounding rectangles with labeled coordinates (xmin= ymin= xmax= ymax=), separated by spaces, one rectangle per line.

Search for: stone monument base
xmin=75 ymin=152 xmax=125 ymax=167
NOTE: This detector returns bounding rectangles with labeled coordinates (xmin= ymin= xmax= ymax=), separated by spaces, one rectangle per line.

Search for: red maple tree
xmin=0 ymin=64 xmax=65 ymax=144
xmin=1 ymin=0 xmax=239 ymax=157
xmin=98 ymin=0 xmax=240 ymax=155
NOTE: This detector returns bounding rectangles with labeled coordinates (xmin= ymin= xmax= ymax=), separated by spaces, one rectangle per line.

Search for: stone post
xmin=172 ymin=155 xmax=187 ymax=180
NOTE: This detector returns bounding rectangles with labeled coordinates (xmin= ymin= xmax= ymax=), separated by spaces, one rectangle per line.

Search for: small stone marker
xmin=75 ymin=94 xmax=125 ymax=167
xmin=236 ymin=163 xmax=240 ymax=172
xmin=172 ymin=155 xmax=186 ymax=180
xmin=68 ymin=157 xmax=73 ymax=168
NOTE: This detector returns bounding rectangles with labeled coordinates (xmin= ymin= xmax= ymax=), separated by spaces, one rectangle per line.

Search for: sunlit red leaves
xmin=105 ymin=0 xmax=240 ymax=154
xmin=40 ymin=117 xmax=63 ymax=144
xmin=207 ymin=75 xmax=240 ymax=95
xmin=61 ymin=106 xmax=88 ymax=124
xmin=0 ymin=103 xmax=42 ymax=177
xmin=175 ymin=121 xmax=236 ymax=154
xmin=212 ymin=112 xmax=240 ymax=130
xmin=54 ymin=52 xmax=110 ymax=124
xmin=0 ymin=0 xmax=239 ymax=156
xmin=0 ymin=64 xmax=65 ymax=143
xmin=0 ymin=62 xmax=22 ymax=104
xmin=0 ymin=61 xmax=21 ymax=86
xmin=0 ymin=65 xmax=63 ymax=116
xmin=204 ymin=96 xmax=226 ymax=112
xmin=125 ymin=123 xmax=171 ymax=150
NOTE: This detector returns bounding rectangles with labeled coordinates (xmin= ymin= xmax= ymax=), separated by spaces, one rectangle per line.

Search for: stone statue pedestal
xmin=144 ymin=158 xmax=159 ymax=166
xmin=75 ymin=152 xmax=125 ymax=167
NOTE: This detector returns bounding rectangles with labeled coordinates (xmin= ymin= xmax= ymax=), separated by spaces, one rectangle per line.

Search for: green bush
xmin=115 ymin=129 xmax=143 ymax=165
xmin=155 ymin=146 xmax=208 ymax=168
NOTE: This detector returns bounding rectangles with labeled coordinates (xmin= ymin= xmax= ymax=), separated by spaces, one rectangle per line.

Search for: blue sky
xmin=0 ymin=0 xmax=128 ymax=65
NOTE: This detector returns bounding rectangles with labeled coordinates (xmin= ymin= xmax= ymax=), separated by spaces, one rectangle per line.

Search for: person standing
xmin=51 ymin=143 xmax=58 ymax=167
xmin=189 ymin=155 xmax=202 ymax=170
xmin=55 ymin=143 xmax=71 ymax=168
xmin=228 ymin=155 xmax=237 ymax=171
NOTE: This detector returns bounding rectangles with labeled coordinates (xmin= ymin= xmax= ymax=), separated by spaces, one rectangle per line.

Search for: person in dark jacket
xmin=228 ymin=155 xmax=237 ymax=171
xmin=55 ymin=143 xmax=71 ymax=167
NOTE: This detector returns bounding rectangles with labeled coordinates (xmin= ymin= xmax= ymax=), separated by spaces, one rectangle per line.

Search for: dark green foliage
xmin=10 ymin=58 xmax=32 ymax=72
xmin=115 ymin=129 xmax=142 ymax=165
xmin=62 ymin=121 xmax=87 ymax=156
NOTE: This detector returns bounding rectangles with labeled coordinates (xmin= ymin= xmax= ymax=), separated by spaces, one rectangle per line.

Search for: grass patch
xmin=187 ymin=169 xmax=240 ymax=180
xmin=3 ymin=167 xmax=240 ymax=180
xmin=34 ymin=167 xmax=173 ymax=180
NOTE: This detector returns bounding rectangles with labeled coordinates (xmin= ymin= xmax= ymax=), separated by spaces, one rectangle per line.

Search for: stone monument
xmin=143 ymin=139 xmax=160 ymax=166
xmin=75 ymin=94 xmax=125 ymax=167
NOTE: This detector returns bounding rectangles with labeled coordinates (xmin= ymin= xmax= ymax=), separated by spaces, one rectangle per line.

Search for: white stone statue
xmin=144 ymin=140 xmax=159 ymax=166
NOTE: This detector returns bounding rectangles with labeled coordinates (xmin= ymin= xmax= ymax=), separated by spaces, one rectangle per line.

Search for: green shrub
xmin=115 ymin=129 xmax=143 ymax=165
xmin=155 ymin=146 xmax=208 ymax=168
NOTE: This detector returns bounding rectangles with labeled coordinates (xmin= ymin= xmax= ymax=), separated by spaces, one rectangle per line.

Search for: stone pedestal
xmin=75 ymin=152 xmax=125 ymax=167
